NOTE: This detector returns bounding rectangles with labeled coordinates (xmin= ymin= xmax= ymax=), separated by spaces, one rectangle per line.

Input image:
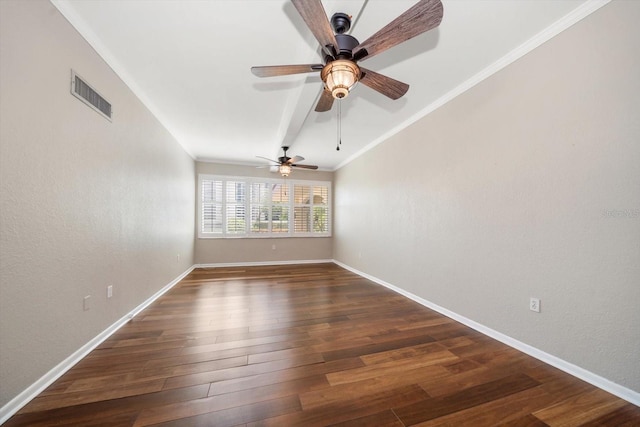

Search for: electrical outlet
xmin=176 ymin=253 xmax=180 ymax=263
xmin=83 ymin=295 xmax=91 ymax=311
xmin=272 ymin=244 xmax=276 ymax=250
xmin=529 ymin=297 xmax=541 ymax=313
xmin=107 ymin=285 xmax=113 ymax=298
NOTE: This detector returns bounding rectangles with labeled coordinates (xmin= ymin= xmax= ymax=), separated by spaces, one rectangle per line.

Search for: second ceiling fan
xmin=251 ymin=0 xmax=443 ymax=112
xmin=257 ymin=146 xmax=318 ymax=177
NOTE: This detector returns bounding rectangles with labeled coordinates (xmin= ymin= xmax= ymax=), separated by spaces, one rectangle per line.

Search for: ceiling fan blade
xmin=353 ymin=0 xmax=443 ymax=62
xmin=251 ymin=64 xmax=324 ymax=77
xmin=291 ymin=0 xmax=339 ymax=57
xmin=256 ymin=155 xmax=279 ymax=163
xmin=315 ymin=89 xmax=334 ymax=112
xmin=359 ymin=67 xmax=409 ymax=100
xmin=291 ymin=164 xmax=319 ymax=170
xmin=291 ymin=155 xmax=305 ymax=163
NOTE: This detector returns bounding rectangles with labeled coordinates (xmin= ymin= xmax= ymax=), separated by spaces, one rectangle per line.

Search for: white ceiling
xmin=52 ymin=0 xmax=602 ymax=171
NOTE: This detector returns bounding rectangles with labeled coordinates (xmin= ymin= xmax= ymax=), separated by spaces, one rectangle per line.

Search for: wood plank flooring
xmin=6 ymin=263 xmax=639 ymax=426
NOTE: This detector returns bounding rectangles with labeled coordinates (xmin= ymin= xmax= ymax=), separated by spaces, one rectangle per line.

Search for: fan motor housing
xmin=335 ymin=34 xmax=359 ymax=58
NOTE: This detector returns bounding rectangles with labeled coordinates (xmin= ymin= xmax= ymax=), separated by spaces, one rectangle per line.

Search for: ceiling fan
xmin=251 ymin=0 xmax=443 ymax=112
xmin=257 ymin=146 xmax=319 ymax=176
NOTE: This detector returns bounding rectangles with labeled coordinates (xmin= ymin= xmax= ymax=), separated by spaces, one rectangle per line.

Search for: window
xmin=198 ymin=175 xmax=331 ymax=238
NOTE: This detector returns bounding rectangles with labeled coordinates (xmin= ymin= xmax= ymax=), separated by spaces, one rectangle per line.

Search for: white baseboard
xmin=126 ymin=266 xmax=195 ymax=319
xmin=195 ymin=259 xmax=334 ymax=269
xmin=0 ymin=265 xmax=195 ymax=424
xmin=333 ymin=260 xmax=640 ymax=407
xmin=0 ymin=260 xmax=334 ymax=422
xmin=4 ymin=258 xmax=636 ymax=424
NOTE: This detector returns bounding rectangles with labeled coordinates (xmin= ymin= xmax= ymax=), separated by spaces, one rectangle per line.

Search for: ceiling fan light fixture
xmin=279 ymin=164 xmax=292 ymax=177
xmin=321 ymin=60 xmax=360 ymax=99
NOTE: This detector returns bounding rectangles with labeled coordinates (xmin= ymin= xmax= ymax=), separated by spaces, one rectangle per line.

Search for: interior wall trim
xmin=195 ymin=259 xmax=334 ymax=269
xmin=0 ymin=259 xmax=334 ymax=422
xmin=332 ymin=260 xmax=640 ymax=407
xmin=334 ymin=0 xmax=612 ymax=171
xmin=0 ymin=265 xmax=195 ymax=424
xmin=50 ymin=0 xmax=195 ymax=159
xmin=5 ymin=256 xmax=635 ymax=424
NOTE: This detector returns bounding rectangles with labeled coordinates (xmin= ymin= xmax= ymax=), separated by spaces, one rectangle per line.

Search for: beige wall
xmin=0 ymin=0 xmax=195 ymax=408
xmin=334 ymin=1 xmax=640 ymax=393
xmin=2 ymin=0 xmax=637 ymax=413
xmin=195 ymin=161 xmax=333 ymax=264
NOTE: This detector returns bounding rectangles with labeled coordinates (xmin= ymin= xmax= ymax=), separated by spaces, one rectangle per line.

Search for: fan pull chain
xmin=336 ymin=100 xmax=342 ymax=151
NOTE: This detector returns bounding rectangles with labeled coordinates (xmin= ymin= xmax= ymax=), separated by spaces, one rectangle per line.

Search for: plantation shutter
xmin=201 ymin=179 xmax=223 ymax=234
xmin=198 ymin=175 xmax=330 ymax=238
xmin=225 ymin=181 xmax=246 ymax=234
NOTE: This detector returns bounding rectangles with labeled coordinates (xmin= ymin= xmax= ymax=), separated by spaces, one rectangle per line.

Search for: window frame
xmin=198 ymin=174 xmax=331 ymax=239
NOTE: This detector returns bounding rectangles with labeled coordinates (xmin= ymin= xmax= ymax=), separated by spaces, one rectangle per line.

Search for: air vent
xmin=71 ymin=70 xmax=112 ymax=121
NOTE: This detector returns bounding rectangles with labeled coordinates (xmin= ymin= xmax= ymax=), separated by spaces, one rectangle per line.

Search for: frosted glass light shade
xmin=279 ymin=164 xmax=291 ymax=176
xmin=321 ymin=60 xmax=360 ymax=99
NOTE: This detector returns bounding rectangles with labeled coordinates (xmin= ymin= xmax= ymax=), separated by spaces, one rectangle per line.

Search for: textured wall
xmin=334 ymin=1 xmax=640 ymax=392
xmin=0 ymin=0 xmax=195 ymax=407
xmin=195 ymin=162 xmax=333 ymax=264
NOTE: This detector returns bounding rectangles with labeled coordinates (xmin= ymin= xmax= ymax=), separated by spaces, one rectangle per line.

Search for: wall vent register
xmin=70 ymin=70 xmax=112 ymax=120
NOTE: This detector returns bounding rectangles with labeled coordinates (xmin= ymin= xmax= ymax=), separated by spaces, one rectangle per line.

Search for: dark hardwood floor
xmin=6 ymin=263 xmax=639 ymax=426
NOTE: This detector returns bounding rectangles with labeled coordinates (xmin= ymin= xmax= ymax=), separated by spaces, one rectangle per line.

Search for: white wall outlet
xmin=83 ymin=295 xmax=91 ymax=311
xmin=107 ymin=285 xmax=113 ymax=298
xmin=272 ymin=244 xmax=276 ymax=250
xmin=530 ymin=297 xmax=541 ymax=313
xmin=176 ymin=253 xmax=180 ymax=263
